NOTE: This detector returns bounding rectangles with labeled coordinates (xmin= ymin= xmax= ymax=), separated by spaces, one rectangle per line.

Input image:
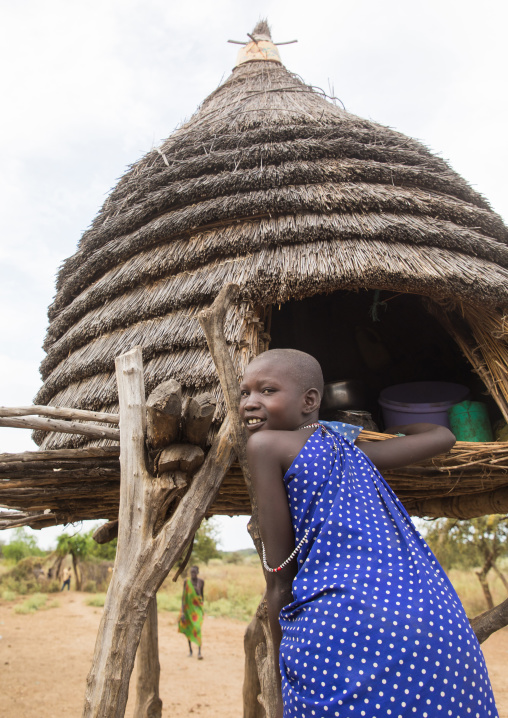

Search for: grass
xmin=3 ymin=555 xmax=505 ymax=624
xmin=448 ymin=567 xmax=508 ymax=618
xmin=157 ymin=557 xmax=265 ymax=622
xmin=13 ymin=593 xmax=58 ymax=614
xmin=86 ymin=593 xmax=107 ymax=607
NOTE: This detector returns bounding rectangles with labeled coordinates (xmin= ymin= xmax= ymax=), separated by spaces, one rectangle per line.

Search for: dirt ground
xmin=1 ymin=592 xmax=507 ymax=717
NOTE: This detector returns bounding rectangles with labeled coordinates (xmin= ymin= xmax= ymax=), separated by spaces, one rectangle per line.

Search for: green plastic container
xmin=447 ymin=400 xmax=493 ymax=442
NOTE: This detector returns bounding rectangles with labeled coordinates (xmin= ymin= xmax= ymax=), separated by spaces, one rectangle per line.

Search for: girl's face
xmin=239 ymin=359 xmax=309 ymax=434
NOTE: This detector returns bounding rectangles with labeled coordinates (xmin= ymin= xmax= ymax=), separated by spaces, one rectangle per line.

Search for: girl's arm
xmin=357 ymin=422 xmax=455 ymax=470
xmin=246 ymin=431 xmax=299 ymax=718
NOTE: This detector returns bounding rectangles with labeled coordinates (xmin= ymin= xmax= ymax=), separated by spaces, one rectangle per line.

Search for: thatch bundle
xmin=2 ymin=21 xmax=508 ymax=525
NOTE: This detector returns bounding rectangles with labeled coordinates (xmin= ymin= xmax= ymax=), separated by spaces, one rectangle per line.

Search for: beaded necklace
xmin=261 ymin=422 xmax=337 ymax=573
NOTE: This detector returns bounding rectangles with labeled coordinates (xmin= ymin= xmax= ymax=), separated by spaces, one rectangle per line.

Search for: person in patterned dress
xmin=178 ymin=565 xmax=205 ymax=659
xmin=240 ymin=349 xmax=498 ymax=718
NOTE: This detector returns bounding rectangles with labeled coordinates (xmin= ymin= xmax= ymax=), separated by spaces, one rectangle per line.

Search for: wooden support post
xmin=199 ymin=284 xmax=278 ymax=718
xmin=243 ymin=611 xmax=266 ymax=718
xmin=133 ymin=596 xmax=162 ymax=718
xmin=82 ymin=345 xmax=235 ymax=718
xmin=470 ymin=598 xmax=508 ymax=644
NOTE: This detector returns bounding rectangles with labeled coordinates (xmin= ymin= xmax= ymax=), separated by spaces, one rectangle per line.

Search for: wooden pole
xmin=133 ymin=596 xmax=162 ymax=718
xmin=0 ymin=415 xmax=120 ymax=441
xmin=199 ymin=283 xmax=278 ymax=718
xmin=83 ymin=336 xmax=235 ymax=716
xmin=0 ymin=405 xmax=119 ymax=423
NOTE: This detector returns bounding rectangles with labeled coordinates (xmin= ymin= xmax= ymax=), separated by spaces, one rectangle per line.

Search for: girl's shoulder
xmin=247 ymin=429 xmax=317 ymax=474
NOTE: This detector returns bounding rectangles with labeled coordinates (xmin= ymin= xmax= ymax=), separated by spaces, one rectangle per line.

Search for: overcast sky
xmin=1 ymin=0 xmax=506 ymax=549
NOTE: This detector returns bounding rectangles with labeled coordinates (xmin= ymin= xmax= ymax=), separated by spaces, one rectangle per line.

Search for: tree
xmin=191 ymin=518 xmax=221 ymax=565
xmin=56 ymin=532 xmax=91 ymax=590
xmin=2 ymin=528 xmax=45 ymax=563
xmin=424 ymin=515 xmax=508 ymax=609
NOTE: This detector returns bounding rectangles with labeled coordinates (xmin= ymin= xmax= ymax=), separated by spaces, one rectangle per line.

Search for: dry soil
xmin=0 ymin=592 xmax=506 ymax=717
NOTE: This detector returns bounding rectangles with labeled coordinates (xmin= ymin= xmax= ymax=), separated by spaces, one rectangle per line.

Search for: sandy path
xmin=1 ymin=592 xmax=507 ymax=717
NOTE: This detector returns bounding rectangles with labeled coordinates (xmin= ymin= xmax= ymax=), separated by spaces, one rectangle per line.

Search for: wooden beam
xmin=0 ymin=405 xmax=119 ymax=424
xmin=0 ymin=416 xmax=120 ymax=441
xmin=93 ymin=520 xmax=119 ymax=544
xmin=0 ymin=447 xmax=119 ymax=463
xmin=157 ymin=444 xmax=204 ymax=474
xmin=146 ymin=379 xmax=181 ymax=449
xmin=199 ymin=284 xmax=278 ymax=718
xmin=470 ymin=598 xmax=508 ymax=644
xmin=133 ymin=596 xmax=162 ymax=718
xmin=408 ymin=485 xmax=508 ymax=519
xmin=183 ymin=393 xmax=216 ymax=446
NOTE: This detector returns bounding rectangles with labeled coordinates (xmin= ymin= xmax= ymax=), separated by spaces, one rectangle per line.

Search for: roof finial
xmin=251 ymin=19 xmax=272 ymax=42
xmin=229 ymin=19 xmax=297 ymax=67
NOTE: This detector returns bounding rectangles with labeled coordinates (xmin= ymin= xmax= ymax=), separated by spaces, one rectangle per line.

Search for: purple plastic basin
xmin=378 ymin=381 xmax=469 ymax=429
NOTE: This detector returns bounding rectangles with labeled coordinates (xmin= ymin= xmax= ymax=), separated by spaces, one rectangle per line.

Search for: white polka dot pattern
xmin=278 ymin=427 xmax=499 ymax=717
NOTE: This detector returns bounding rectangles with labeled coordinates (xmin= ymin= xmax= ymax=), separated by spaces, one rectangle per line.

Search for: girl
xmin=240 ymin=348 xmax=498 ymax=718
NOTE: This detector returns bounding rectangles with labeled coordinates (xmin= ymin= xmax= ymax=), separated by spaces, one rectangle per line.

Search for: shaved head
xmin=248 ymin=349 xmax=324 ymax=397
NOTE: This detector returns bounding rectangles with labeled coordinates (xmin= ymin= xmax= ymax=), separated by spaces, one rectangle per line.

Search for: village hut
xmin=2 ymin=20 xmax=508 ymax=530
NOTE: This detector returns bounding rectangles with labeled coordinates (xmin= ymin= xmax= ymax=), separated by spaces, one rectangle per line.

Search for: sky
xmin=1 ymin=0 xmax=507 ymax=550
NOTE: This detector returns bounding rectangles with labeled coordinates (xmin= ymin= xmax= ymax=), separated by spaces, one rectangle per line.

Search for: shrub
xmin=83 ymin=580 xmax=98 ymax=593
xmin=86 ymin=593 xmax=107 ymax=607
xmin=2 ymin=529 xmax=45 ymax=563
xmin=156 ymin=593 xmax=181 ymax=612
xmin=1 ymin=589 xmax=17 ymax=601
xmin=14 ymin=593 xmax=48 ymax=614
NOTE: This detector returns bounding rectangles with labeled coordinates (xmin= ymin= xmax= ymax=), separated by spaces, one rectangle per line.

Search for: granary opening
xmin=267 ymin=291 xmax=503 ymax=431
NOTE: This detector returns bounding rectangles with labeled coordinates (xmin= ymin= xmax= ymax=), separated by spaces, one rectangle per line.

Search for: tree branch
xmin=470 ymin=598 xmax=508 ymax=644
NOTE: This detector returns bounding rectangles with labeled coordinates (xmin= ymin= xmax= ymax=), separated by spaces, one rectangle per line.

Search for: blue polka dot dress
xmin=278 ymin=426 xmax=498 ymax=717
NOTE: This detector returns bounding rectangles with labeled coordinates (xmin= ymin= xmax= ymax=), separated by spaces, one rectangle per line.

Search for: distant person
xmin=178 ymin=565 xmax=204 ymax=659
xmin=61 ymin=566 xmax=71 ymax=591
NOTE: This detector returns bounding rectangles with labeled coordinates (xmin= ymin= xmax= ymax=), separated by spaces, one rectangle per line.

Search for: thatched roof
xmin=35 ymin=21 xmax=508 ymax=451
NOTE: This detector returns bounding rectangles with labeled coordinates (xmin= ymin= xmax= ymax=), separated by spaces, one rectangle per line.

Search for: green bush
xmin=1 ymin=589 xmax=17 ymax=601
xmin=83 ymin=580 xmax=98 ymax=593
xmin=14 ymin=593 xmax=48 ymax=614
xmin=157 ymin=593 xmax=181 ymax=612
xmin=86 ymin=593 xmax=107 ymax=607
xmin=46 ymin=580 xmax=61 ymax=593
xmin=2 ymin=529 xmax=45 ymax=563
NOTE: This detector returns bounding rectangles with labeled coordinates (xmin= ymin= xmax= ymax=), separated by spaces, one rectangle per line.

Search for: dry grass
xmin=448 ymin=567 xmax=508 ymax=618
xmin=158 ymin=557 xmax=265 ymax=622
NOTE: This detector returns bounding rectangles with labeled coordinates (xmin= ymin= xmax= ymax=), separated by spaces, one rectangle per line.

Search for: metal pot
xmin=320 ymin=380 xmax=367 ymax=414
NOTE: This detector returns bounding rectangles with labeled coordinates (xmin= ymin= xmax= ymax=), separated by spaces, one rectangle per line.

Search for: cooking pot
xmin=320 ymin=380 xmax=367 ymax=414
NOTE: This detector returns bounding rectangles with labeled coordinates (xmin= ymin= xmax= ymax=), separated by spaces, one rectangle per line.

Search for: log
xmin=0 ymin=510 xmax=59 ymax=530
xmin=183 ymin=393 xmax=216 ymax=446
xmin=133 ymin=596 xmax=162 ymax=718
xmin=470 ymin=598 xmax=508 ymax=644
xmin=0 ymin=405 xmax=119 ymax=423
xmin=199 ymin=284 xmax=277 ymax=718
xmin=408 ymin=485 xmax=508 ymax=519
xmin=0 ymin=416 xmax=120 ymax=441
xmin=198 ymin=285 xmax=249 ymax=476
xmin=157 ymin=444 xmax=204 ymax=474
xmin=82 ymin=347 xmax=235 ymax=718
xmin=146 ymin=379 xmax=181 ymax=449
xmin=93 ymin=520 xmax=119 ymax=544
xmin=0 ymin=447 xmax=119 ymax=463
xmin=243 ymin=612 xmax=266 ymax=718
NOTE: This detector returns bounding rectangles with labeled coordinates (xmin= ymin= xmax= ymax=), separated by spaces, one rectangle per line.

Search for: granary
xmin=1 ymin=19 xmax=508 ymax=718
xmin=2 ymin=22 xmax=508 ymax=528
